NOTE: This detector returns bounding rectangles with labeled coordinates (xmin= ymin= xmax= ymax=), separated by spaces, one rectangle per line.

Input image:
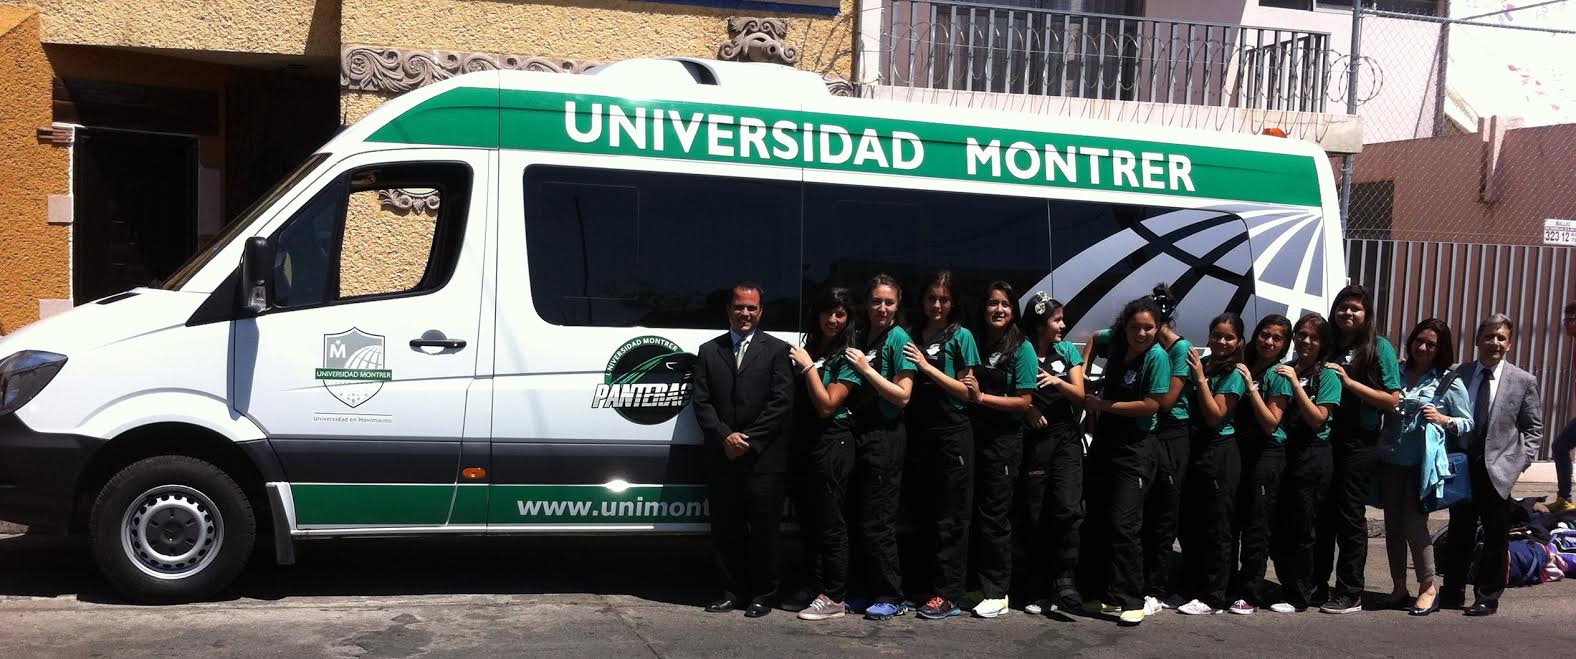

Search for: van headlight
xmin=0 ymin=351 xmax=67 ymax=415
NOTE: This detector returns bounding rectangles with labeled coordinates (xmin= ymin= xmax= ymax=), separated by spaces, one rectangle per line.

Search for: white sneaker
xmin=1177 ymin=599 xmax=1220 ymax=615
xmin=1142 ymin=595 xmax=1164 ymax=616
xmin=1024 ymin=598 xmax=1057 ymax=615
xmin=973 ymin=597 xmax=1011 ymax=618
xmin=1269 ymin=602 xmax=1300 ymax=614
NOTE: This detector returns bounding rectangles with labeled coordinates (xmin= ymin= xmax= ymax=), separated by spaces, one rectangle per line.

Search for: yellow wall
xmin=339 ymin=190 xmax=436 ymax=297
xmin=343 ymin=0 xmax=854 ymax=77
xmin=0 ymin=0 xmax=339 ymax=56
xmin=0 ymin=8 xmax=69 ymax=334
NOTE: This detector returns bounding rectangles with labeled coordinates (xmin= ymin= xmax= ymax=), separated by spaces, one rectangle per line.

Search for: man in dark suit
xmin=691 ymin=281 xmax=795 ymax=618
xmin=1442 ymin=314 xmax=1543 ymax=617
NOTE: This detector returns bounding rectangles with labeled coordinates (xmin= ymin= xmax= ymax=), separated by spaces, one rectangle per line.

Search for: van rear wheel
xmin=89 ymin=455 xmax=255 ymax=603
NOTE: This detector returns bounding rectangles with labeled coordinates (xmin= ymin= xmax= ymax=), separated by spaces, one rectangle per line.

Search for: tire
xmin=89 ymin=455 xmax=256 ymax=603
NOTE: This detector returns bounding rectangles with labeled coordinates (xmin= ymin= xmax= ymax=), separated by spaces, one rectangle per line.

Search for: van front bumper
xmin=0 ymin=414 xmax=101 ymax=532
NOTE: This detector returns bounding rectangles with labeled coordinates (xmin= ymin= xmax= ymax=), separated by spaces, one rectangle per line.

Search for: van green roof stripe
xmin=368 ymin=86 xmax=1322 ymax=207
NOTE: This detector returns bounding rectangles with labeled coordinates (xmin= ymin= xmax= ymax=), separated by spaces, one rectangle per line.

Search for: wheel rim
xmin=119 ymin=484 xmax=224 ymax=580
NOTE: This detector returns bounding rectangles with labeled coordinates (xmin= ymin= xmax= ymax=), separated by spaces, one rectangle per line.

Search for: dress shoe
xmin=705 ymin=598 xmax=737 ymax=613
xmin=1438 ymin=591 xmax=1466 ymax=610
xmin=745 ymin=602 xmax=772 ymax=618
xmin=1409 ymin=599 xmax=1440 ymax=616
xmin=1464 ymin=602 xmax=1498 ymax=617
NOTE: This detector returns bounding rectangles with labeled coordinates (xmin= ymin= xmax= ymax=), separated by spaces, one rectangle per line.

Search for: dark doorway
xmin=72 ymin=127 xmax=199 ymax=302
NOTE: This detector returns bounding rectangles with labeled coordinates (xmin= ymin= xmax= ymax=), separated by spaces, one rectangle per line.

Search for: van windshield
xmin=162 ymin=153 xmax=331 ymax=291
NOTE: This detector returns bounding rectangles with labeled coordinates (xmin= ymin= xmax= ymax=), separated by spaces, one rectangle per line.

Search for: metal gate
xmin=1346 ymin=239 xmax=1575 ymax=457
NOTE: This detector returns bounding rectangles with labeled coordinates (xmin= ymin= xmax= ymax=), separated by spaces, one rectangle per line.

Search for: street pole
xmin=1339 ymin=1 xmax=1362 ymax=231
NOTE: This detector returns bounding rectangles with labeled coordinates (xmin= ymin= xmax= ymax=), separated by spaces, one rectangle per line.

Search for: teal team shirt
xmin=1099 ymin=342 xmax=1172 ymax=433
xmin=1334 ymin=337 xmax=1403 ymax=432
xmin=1166 ymin=338 xmax=1195 ymax=421
xmin=1197 ymin=367 xmax=1248 ymax=436
xmin=1287 ymin=364 xmax=1344 ymax=441
xmin=1251 ymin=367 xmax=1296 ymax=444
xmin=918 ymin=325 xmax=981 ymax=411
xmin=819 ymin=354 xmax=864 ymax=421
xmin=865 ymin=325 xmax=917 ymax=421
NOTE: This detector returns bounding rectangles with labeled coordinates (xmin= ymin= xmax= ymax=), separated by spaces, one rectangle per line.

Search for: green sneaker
xmin=1118 ymin=609 xmax=1145 ymax=626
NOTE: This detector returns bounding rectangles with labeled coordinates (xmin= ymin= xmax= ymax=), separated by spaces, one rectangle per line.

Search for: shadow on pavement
xmin=0 ymin=532 xmax=725 ymax=607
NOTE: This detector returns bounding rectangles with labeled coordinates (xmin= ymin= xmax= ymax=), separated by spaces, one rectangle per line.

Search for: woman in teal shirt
xmin=1081 ymin=295 xmax=1171 ymax=626
xmin=843 ymin=274 xmax=916 ymax=621
xmin=960 ymin=281 xmax=1036 ymax=619
xmin=1317 ymin=285 xmax=1403 ymax=615
xmin=1177 ymin=313 xmax=1247 ymax=615
xmin=788 ymin=287 xmax=864 ymax=621
xmin=900 ymin=271 xmax=980 ymax=620
xmin=1273 ymin=313 xmax=1342 ymax=613
xmin=1379 ymin=318 xmax=1472 ymax=617
xmin=1227 ymin=314 xmax=1293 ymax=615
xmin=1014 ymin=292 xmax=1086 ymax=616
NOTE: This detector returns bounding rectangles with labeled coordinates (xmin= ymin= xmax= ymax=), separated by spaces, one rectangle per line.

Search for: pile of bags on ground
xmin=1449 ymin=503 xmax=1576 ymax=587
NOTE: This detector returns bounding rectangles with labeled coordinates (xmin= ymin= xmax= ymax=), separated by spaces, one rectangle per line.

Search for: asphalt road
xmin=2 ymin=528 xmax=1575 ymax=658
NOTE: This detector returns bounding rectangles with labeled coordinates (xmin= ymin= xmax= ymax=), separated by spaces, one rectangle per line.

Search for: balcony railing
xmin=881 ymin=0 xmax=1336 ymax=113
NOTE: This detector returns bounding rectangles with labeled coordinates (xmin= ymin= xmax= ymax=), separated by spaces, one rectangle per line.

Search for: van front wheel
xmin=90 ymin=456 xmax=256 ymax=603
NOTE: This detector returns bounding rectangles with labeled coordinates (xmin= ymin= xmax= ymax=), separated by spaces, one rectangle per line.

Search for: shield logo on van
xmin=315 ymin=328 xmax=392 ymax=408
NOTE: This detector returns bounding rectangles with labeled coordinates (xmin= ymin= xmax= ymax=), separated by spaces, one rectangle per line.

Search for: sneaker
xmin=1228 ymin=599 xmax=1257 ymax=615
xmin=843 ymin=596 xmax=872 ymax=614
xmin=1269 ymin=602 xmax=1302 ymax=614
xmin=1551 ymin=497 xmax=1576 ymax=514
xmin=1319 ymin=594 xmax=1362 ymax=614
xmin=1178 ymin=599 xmax=1221 ymax=615
xmin=1083 ymin=599 xmax=1121 ymax=615
xmin=1160 ymin=594 xmax=1188 ymax=610
xmin=798 ymin=594 xmax=846 ymax=621
xmin=1118 ymin=609 xmax=1145 ymax=626
xmin=1142 ymin=595 xmax=1164 ymax=616
xmin=1024 ymin=598 xmax=1057 ymax=615
xmin=974 ymin=597 xmax=1011 ymax=618
xmin=865 ymin=601 xmax=906 ymax=620
xmin=918 ymin=597 xmax=963 ymax=620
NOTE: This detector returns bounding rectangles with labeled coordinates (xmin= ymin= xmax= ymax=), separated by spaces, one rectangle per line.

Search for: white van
xmin=0 ymin=58 xmax=1344 ymax=602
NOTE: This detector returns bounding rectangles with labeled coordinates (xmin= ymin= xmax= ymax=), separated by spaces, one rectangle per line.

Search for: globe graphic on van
xmin=345 ymin=345 xmax=384 ymax=371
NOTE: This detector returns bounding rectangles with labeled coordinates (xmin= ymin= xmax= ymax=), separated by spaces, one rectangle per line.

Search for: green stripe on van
xmin=368 ymin=87 xmax=1323 ymax=207
xmin=292 ymin=484 xmax=454 ymax=526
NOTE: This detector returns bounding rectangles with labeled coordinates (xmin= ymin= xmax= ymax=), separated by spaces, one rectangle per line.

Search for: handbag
xmin=1424 ymin=451 xmax=1473 ymax=512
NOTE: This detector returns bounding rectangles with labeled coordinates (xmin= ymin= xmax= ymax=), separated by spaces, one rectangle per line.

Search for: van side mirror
xmin=240 ymin=237 xmax=273 ymax=316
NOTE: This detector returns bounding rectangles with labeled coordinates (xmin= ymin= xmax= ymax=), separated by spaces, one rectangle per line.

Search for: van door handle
xmin=410 ymin=338 xmax=467 ymax=350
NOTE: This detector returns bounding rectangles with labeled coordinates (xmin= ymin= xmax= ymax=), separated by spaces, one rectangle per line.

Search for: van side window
xmin=268 ymin=162 xmax=471 ymax=310
xmin=523 ymin=166 xmax=801 ymax=331
xmin=802 ymin=183 xmax=1051 ymax=308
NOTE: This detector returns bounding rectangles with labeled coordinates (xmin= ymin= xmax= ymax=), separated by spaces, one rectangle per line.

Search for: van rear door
xmin=232 ymin=149 xmax=491 ymax=531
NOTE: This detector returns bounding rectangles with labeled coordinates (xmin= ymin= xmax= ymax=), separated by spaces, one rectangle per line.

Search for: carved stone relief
xmin=376 ymin=189 xmax=441 ymax=216
xmin=341 ymin=45 xmax=598 ymax=94
xmin=717 ymin=18 xmax=800 ymax=66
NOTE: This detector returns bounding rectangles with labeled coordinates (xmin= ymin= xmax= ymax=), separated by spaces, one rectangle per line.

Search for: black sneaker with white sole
xmin=1319 ymin=594 xmax=1361 ymax=614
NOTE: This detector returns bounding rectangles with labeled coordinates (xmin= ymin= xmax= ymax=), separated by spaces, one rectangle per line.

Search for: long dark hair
xmin=1293 ymin=313 xmax=1334 ymax=367
xmin=1021 ymin=291 xmax=1066 ymax=349
xmin=1204 ymin=312 xmax=1246 ymax=378
xmin=860 ymin=273 xmax=903 ymax=348
xmin=976 ymin=280 xmax=1027 ymax=358
xmin=804 ymin=287 xmax=856 ymax=360
xmin=1247 ymin=314 xmax=1293 ymax=372
xmin=1331 ymin=284 xmax=1385 ymax=389
xmin=910 ymin=270 xmax=962 ymax=338
xmin=1405 ymin=318 xmax=1456 ymax=375
xmin=1107 ymin=294 xmax=1164 ymax=362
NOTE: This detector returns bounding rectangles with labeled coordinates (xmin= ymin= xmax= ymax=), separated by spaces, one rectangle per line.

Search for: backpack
xmin=1507 ymin=539 xmax=1550 ymax=587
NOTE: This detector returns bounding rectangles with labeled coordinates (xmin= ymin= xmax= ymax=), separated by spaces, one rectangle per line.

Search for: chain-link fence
xmin=1343 ymin=1 xmax=1576 ymax=456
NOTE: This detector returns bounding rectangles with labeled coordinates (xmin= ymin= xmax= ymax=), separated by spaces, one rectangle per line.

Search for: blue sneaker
xmin=865 ymin=601 xmax=906 ymax=620
xmin=843 ymin=596 xmax=873 ymax=614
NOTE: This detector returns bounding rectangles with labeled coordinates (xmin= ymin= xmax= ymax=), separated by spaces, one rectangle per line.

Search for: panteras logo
xmin=315 ymin=328 xmax=391 ymax=408
xmin=593 ymin=336 xmax=695 ymax=425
